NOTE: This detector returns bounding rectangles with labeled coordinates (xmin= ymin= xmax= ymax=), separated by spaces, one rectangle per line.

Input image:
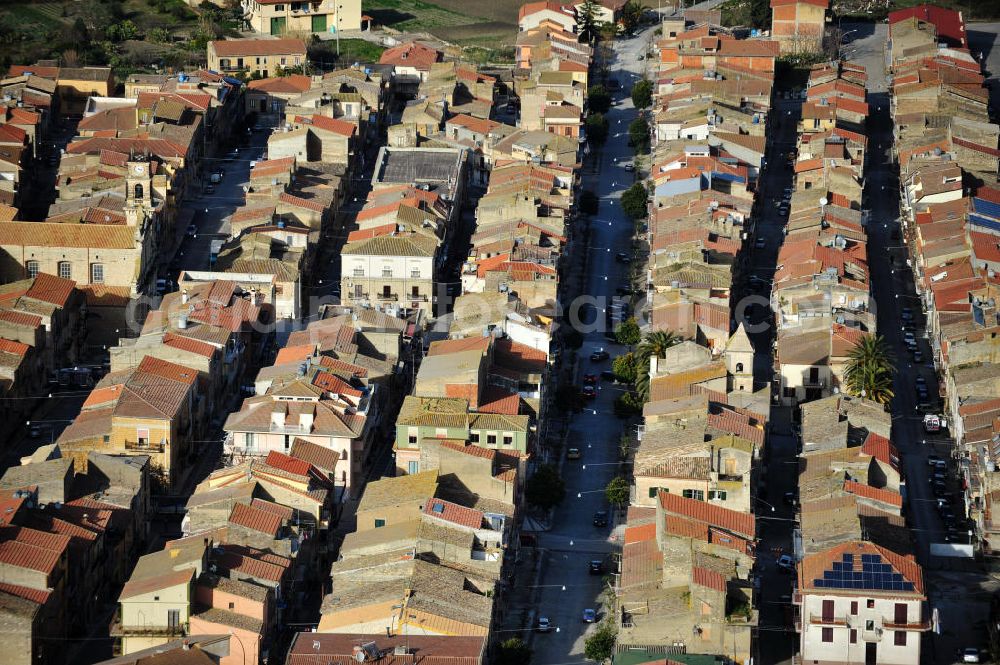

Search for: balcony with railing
xmin=806 ymin=613 xmax=849 ymax=626
xmin=376 ymin=292 xmax=399 ymax=302
xmin=124 ymin=439 xmax=165 ymax=453
xmin=883 ymin=616 xmax=931 ymax=631
xmin=110 ymin=611 xmax=186 ymax=637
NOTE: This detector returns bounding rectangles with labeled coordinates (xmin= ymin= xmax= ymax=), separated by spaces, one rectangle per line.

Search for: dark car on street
xmin=593 ymin=511 xmax=608 ymax=527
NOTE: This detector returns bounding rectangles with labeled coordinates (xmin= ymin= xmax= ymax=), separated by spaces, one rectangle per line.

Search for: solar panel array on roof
xmin=973 ymin=197 xmax=1000 ymax=219
xmin=969 ymin=214 xmax=1000 ymax=233
xmin=812 ymin=552 xmax=915 ymax=592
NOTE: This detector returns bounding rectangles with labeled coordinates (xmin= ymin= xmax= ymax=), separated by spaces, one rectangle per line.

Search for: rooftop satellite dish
xmin=819 ymin=197 xmax=829 ymax=206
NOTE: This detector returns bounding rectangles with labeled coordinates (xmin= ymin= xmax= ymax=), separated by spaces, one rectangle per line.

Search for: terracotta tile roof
xmin=250 ymin=498 xmax=295 ymax=521
xmin=717 ymin=39 xmax=779 ymax=57
xmin=440 ymin=440 xmax=496 ymax=461
xmin=0 ymin=539 xmax=61 ymax=575
xmin=210 ymin=38 xmax=306 ymax=57
xmin=447 ymin=114 xmax=500 ymax=135
xmin=275 ymin=344 xmax=315 ymax=365
xmin=318 ymin=355 xmax=369 ymax=379
xmin=649 ymin=362 xmax=727 ymax=401
xmin=0 ymin=338 xmax=30 ymax=357
xmin=120 ymin=567 xmax=195 ymax=600
xmin=477 ymin=387 xmax=521 ymax=415
xmin=290 ymin=438 xmax=340 ymax=472
xmin=0 ymin=310 xmax=41 ymax=328
xmin=312 ymin=370 xmax=363 ymax=398
xmin=379 ymin=42 xmax=442 ymax=70
xmin=708 ymin=409 xmax=765 ymax=445
xmin=0 ymin=221 xmax=136 ymax=249
xmin=279 ymin=191 xmax=326 ymax=213
xmin=265 ymin=450 xmax=315 ymax=478
xmin=798 ymin=540 xmax=924 ymax=595
xmin=162 ymin=332 xmax=217 ymax=358
xmin=215 ymin=545 xmax=290 ymax=583
xmin=423 ymin=498 xmax=485 ymax=530
xmin=0 ymin=582 xmax=50 ymax=605
xmin=844 ymin=480 xmax=903 ymax=508
xmin=23 ymin=273 xmax=75 ymax=307
xmin=347 ymin=222 xmax=397 ymax=241
xmin=624 ymin=522 xmax=657 ymax=545
xmin=295 ymin=114 xmax=356 ymax=137
xmin=658 ymin=491 xmax=755 ymax=538
xmin=861 ymin=432 xmax=899 ymax=472
xmin=229 ymin=502 xmax=283 ymax=537
xmin=692 ymin=566 xmax=727 ymax=593
xmin=427 ymin=337 xmax=491 ymax=357
xmin=247 ymin=74 xmax=312 ymax=93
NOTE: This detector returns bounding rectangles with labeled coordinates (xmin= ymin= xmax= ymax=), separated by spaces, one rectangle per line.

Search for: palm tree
xmin=844 ymin=335 xmax=896 ymax=404
xmin=636 ymin=330 xmax=681 ymax=401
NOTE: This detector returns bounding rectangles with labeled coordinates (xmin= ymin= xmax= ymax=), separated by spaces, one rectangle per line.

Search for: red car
xmin=583 ymin=374 xmax=598 ymax=385
xmin=581 ymin=385 xmax=597 ymax=399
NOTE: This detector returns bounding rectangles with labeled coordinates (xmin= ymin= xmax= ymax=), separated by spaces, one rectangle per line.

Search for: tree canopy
xmin=615 ymin=317 xmax=641 ymax=346
xmin=630 ymin=79 xmax=653 ymax=109
xmin=844 ymin=335 xmax=896 ymax=404
xmin=588 ymin=84 xmax=612 ymax=114
xmin=584 ymin=622 xmax=617 ymax=661
xmin=605 ymin=476 xmax=630 ymax=507
xmin=525 ymin=464 xmax=567 ymax=510
xmin=621 ymin=183 xmax=648 ymax=220
xmin=586 ymin=113 xmax=609 ymax=145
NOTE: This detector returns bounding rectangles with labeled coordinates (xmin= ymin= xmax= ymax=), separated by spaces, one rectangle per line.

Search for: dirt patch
xmin=433 ymin=21 xmax=518 ymax=42
xmin=422 ymin=0 xmax=522 ymax=24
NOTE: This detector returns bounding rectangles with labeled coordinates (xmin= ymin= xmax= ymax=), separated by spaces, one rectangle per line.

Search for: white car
xmin=777 ymin=554 xmax=794 ymax=571
xmin=962 ymin=648 xmax=980 ymax=663
xmin=537 ymin=617 xmax=551 ymax=633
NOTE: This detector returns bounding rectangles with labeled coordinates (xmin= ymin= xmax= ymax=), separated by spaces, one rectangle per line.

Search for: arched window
xmin=133 ymin=183 xmax=144 ymax=200
xmin=735 ymin=362 xmax=744 ymax=373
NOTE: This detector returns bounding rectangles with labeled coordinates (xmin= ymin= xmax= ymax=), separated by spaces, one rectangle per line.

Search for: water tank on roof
xmin=179 ymin=72 xmax=188 ymax=83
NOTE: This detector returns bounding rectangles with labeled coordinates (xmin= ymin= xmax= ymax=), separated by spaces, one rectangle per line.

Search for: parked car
xmin=581 ymin=385 xmax=597 ymax=399
xmin=593 ymin=511 xmax=608 ymax=527
xmin=589 ymin=560 xmax=604 ymax=575
xmin=927 ymin=455 xmax=943 ymax=467
xmin=205 ymin=185 xmax=216 ymax=194
xmin=590 ymin=349 xmax=610 ymax=362
xmin=582 ymin=609 xmax=597 ymax=623
xmin=186 ymin=224 xmax=198 ymax=237
xmin=901 ymin=307 xmax=914 ymax=322
xmin=962 ymin=648 xmax=980 ymax=663
xmin=777 ymin=554 xmax=794 ymax=571
xmin=903 ymin=331 xmax=916 ymax=346
xmin=567 ymin=448 xmax=582 ymax=460
xmin=912 ymin=349 xmax=924 ymax=363
xmin=624 ymin=163 xmax=635 ymax=172
xmin=583 ymin=374 xmax=598 ymax=385
xmin=923 ymin=415 xmax=941 ymax=432
xmin=755 ymin=237 xmax=766 ymax=249
xmin=537 ymin=617 xmax=552 ymax=633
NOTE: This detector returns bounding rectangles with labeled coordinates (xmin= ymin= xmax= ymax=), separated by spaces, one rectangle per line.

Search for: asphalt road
xmin=526 ymin=24 xmax=652 ymax=665
xmin=745 ymin=89 xmax=803 ymax=665
xmin=845 ymin=23 xmax=999 ymax=664
xmin=170 ymin=132 xmax=269 ymax=280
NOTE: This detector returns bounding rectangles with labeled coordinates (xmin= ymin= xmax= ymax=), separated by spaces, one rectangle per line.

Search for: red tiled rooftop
xmin=229 ymin=502 xmax=283 ymax=537
xmin=658 ymin=491 xmax=755 ymax=538
xmin=423 ymin=498 xmax=484 ymax=530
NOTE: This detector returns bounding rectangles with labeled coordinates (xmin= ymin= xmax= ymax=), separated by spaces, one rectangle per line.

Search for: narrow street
xmin=521 ymin=23 xmax=652 ymax=665
xmin=749 ymin=90 xmax=802 ymax=665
